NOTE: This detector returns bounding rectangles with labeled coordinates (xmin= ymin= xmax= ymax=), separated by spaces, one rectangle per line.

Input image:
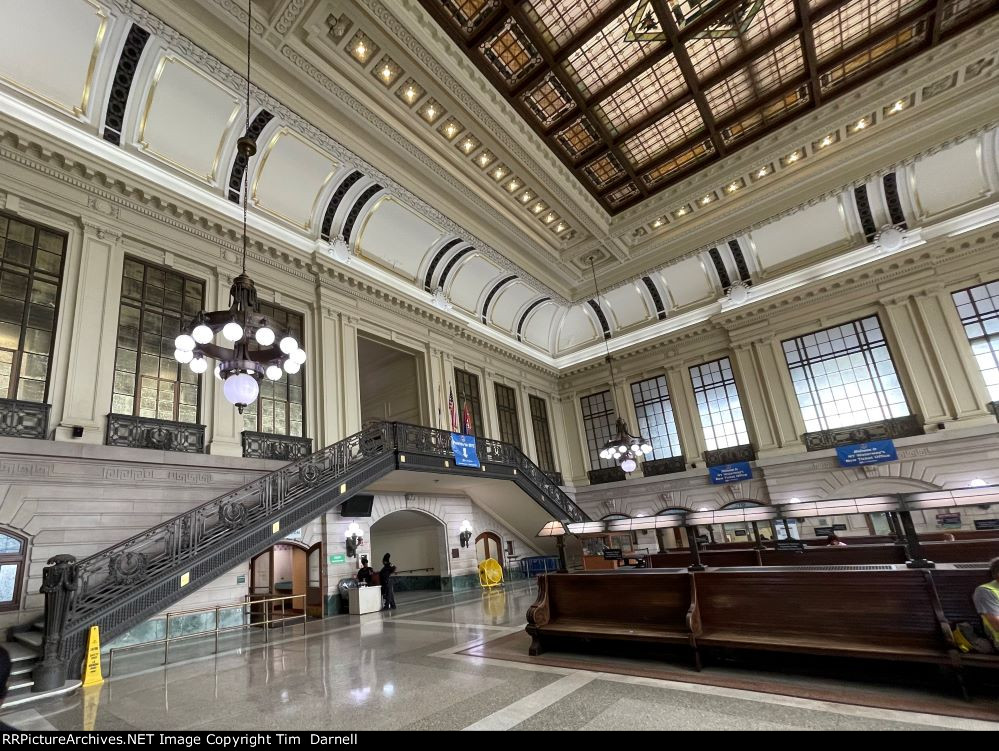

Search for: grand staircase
xmin=24 ymin=422 xmax=588 ymax=691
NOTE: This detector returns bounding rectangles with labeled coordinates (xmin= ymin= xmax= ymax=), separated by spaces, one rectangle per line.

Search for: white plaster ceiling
xmin=489 ymin=281 xmax=537 ymax=331
xmin=251 ymin=127 xmax=339 ymax=230
xmin=356 ymin=196 xmax=443 ymax=282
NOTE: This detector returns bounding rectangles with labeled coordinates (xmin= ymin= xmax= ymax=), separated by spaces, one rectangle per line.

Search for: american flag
xmin=448 ymin=385 xmax=459 ymax=432
xmin=462 ymin=400 xmax=474 ymax=436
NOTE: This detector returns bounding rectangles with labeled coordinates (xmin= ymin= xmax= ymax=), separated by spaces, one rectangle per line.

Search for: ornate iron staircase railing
xmin=33 ymin=422 xmax=587 ymax=689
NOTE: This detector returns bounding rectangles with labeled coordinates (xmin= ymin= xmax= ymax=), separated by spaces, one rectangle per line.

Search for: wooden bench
xmin=762 ymin=544 xmax=907 ymax=566
xmin=929 ymin=568 xmax=999 ymax=670
xmin=689 ymin=570 xmax=958 ymax=669
xmin=526 ymin=571 xmax=695 ymax=658
xmin=922 ymin=539 xmax=999 ymax=564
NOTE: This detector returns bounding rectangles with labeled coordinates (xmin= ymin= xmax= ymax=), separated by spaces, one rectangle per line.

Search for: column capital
xmin=80 ymin=220 xmax=122 ymax=243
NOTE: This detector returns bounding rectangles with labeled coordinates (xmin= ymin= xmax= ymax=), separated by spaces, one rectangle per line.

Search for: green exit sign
xmin=328 ymin=554 xmax=346 ymax=564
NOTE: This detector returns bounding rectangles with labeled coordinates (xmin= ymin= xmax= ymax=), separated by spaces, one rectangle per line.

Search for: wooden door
xmin=306 ymin=542 xmax=323 ymax=618
xmin=475 ymin=532 xmax=503 ymax=566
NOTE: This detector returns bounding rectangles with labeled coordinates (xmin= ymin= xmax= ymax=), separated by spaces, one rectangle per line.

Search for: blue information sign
xmin=835 ymin=439 xmax=897 ymax=467
xmin=450 ymin=433 xmax=480 ymax=468
xmin=708 ymin=461 xmax=753 ymax=484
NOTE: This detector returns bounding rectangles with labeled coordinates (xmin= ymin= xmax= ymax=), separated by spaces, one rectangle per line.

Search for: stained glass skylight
xmin=423 ymin=0 xmax=997 ymax=212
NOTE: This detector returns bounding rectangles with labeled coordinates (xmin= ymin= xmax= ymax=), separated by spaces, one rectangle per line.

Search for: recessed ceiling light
xmin=652 ymin=218 xmax=663 ymax=228
xmin=854 ymin=118 xmax=867 ymax=130
xmin=677 ymin=207 xmax=686 ymax=216
xmin=507 ymin=179 xmax=520 ymax=191
xmin=404 ymin=87 xmax=417 ymax=102
xmin=444 ymin=124 xmax=458 ymax=138
xmin=355 ymin=42 xmax=367 ymax=57
xmin=461 ymin=138 xmax=475 ymax=153
xmin=532 ymin=202 xmax=544 ymax=214
xmin=544 ymin=213 xmax=556 ymax=224
xmin=726 ymin=182 xmax=739 ymax=193
xmin=380 ymin=65 xmax=392 ymax=79
xmin=820 ymin=135 xmax=833 ymax=148
xmin=555 ymin=222 xmax=566 ymax=232
xmin=787 ymin=150 xmax=800 ymax=163
xmin=520 ymin=192 xmax=532 ymax=203
xmin=891 ymin=99 xmax=906 ymax=113
xmin=700 ymin=195 xmax=712 ymax=205
xmin=477 ymin=152 xmax=490 ymax=165
xmin=757 ymin=167 xmax=768 ymax=178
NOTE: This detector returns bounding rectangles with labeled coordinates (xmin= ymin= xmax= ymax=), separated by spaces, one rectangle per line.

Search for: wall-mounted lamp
xmin=345 ymin=522 xmax=363 ymax=558
xmin=459 ymin=520 xmax=473 ymax=548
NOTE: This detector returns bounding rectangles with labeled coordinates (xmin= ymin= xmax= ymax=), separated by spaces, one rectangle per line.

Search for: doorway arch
xmin=250 ymin=539 xmax=310 ymax=620
xmin=475 ymin=531 xmax=503 ymax=566
xmin=370 ymin=509 xmax=449 ymax=591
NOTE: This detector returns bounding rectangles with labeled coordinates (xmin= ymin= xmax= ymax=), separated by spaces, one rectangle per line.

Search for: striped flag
xmin=448 ymin=385 xmax=459 ymax=432
xmin=462 ymin=400 xmax=474 ymax=436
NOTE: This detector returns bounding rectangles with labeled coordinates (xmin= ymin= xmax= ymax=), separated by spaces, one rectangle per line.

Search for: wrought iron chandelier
xmin=588 ymin=257 xmax=652 ymax=473
xmin=172 ymin=1 xmax=306 ymax=413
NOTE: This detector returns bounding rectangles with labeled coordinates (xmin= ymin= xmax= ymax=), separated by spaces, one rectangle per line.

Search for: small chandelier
xmin=588 ymin=257 xmax=652 ymax=474
xmin=173 ymin=0 xmax=306 ymax=413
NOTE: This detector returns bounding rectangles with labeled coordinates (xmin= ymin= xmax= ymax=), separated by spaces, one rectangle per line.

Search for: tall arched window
xmin=0 ymin=529 xmax=27 ymax=611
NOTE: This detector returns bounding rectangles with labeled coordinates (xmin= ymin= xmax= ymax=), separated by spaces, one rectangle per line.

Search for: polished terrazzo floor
xmin=3 ymin=582 xmax=997 ymax=731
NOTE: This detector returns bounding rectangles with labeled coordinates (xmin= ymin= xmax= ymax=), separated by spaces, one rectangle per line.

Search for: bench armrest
xmin=686 ymin=575 xmax=702 ymax=637
xmin=526 ymin=574 xmax=551 ymax=628
xmin=922 ymin=571 xmax=956 ymax=648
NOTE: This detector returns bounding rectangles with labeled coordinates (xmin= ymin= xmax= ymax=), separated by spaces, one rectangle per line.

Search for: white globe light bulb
xmin=279 ymin=336 xmax=298 ymax=354
xmin=641 ymin=443 xmax=652 ymax=454
xmin=620 ymin=457 xmax=637 ymax=473
xmin=214 ymin=363 xmax=222 ymax=380
xmin=190 ymin=357 xmax=208 ymax=374
xmin=192 ymin=325 xmax=213 ymax=345
xmin=291 ymin=348 xmax=306 ymax=364
xmin=265 ymin=365 xmax=282 ymax=381
xmin=618 ymin=444 xmax=627 ymax=453
xmin=222 ymin=322 xmax=244 ymax=342
xmin=222 ymin=373 xmax=259 ymax=407
xmin=283 ymin=359 xmax=301 ymax=374
xmin=175 ymin=334 xmax=195 ymax=351
xmin=174 ymin=348 xmax=193 ymax=364
xmin=255 ymin=327 xmax=275 ymax=346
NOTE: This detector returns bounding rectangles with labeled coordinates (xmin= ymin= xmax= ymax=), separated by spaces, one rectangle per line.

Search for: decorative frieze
xmin=105 ymin=414 xmax=206 ymax=454
xmin=641 ymin=456 xmax=686 ymax=478
xmin=802 ymin=415 xmax=924 ymax=452
xmin=587 ymin=466 xmax=626 ymax=485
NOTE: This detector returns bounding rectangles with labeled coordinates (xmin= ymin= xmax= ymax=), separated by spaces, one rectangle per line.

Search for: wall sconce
xmin=459 ymin=520 xmax=473 ymax=548
xmin=345 ymin=522 xmax=363 ymax=558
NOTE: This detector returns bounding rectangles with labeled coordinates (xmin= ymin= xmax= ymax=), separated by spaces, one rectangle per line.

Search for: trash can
xmin=336 ymin=577 xmax=358 ymax=614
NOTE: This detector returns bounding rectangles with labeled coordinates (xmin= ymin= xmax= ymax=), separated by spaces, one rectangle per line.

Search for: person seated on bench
xmin=825 ymin=533 xmax=847 ymax=547
xmin=941 ymin=533 xmax=956 ymax=542
xmin=973 ymin=556 xmax=999 ymax=649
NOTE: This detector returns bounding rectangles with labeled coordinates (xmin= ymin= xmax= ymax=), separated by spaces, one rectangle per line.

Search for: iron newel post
xmin=33 ymin=554 xmax=79 ymax=691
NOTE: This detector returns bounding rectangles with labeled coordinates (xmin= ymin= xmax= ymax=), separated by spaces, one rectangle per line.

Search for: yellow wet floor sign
xmin=81 ymin=625 xmax=103 ymax=687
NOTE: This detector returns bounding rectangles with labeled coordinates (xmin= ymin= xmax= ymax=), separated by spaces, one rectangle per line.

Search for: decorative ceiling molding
xmin=113 ymin=0 xmax=571 ymax=304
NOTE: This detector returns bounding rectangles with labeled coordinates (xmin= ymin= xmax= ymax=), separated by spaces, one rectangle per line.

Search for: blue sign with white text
xmin=450 ymin=432 xmax=480 ymax=468
xmin=708 ymin=461 xmax=753 ymax=484
xmin=835 ymin=439 xmax=897 ymax=467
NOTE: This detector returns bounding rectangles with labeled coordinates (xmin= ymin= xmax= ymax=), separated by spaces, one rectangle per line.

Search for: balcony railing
xmin=587 ymin=466 xmax=626 ymax=485
xmin=241 ymin=431 xmax=313 ymax=461
xmin=0 ymin=398 xmax=50 ymax=439
xmin=641 ymin=456 xmax=686 ymax=477
xmin=803 ymin=415 xmax=923 ymax=452
xmin=105 ymin=414 xmax=206 ymax=453
xmin=704 ymin=444 xmax=756 ymax=467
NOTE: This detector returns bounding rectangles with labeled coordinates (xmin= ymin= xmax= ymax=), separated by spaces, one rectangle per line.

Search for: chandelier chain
xmin=589 ymin=256 xmax=618 ymax=396
xmin=241 ymin=0 xmax=252 ymax=275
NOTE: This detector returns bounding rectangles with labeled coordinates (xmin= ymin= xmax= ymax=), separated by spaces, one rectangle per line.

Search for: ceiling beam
xmin=649 ymin=0 xmax=726 ymax=157
xmin=504 ymin=0 xmax=650 ymax=199
xmin=795 ymin=0 xmax=823 ymax=108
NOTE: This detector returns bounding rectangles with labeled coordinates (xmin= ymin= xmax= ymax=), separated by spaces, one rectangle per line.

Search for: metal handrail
xmin=106 ymin=593 xmax=307 ymax=676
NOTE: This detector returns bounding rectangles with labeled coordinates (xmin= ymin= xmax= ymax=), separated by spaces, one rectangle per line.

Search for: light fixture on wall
xmin=588 ymin=257 xmax=652 ymax=474
xmin=172 ymin=0 xmax=306 ymax=413
xmin=345 ymin=522 xmax=363 ymax=558
xmin=459 ymin=520 xmax=473 ymax=548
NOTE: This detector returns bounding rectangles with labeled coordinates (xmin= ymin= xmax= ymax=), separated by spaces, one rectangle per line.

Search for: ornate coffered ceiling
xmin=421 ymin=0 xmax=999 ymax=213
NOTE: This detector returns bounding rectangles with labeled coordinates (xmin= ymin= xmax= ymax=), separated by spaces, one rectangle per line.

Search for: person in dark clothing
xmin=380 ymin=553 xmax=397 ymax=610
xmin=356 ymin=555 xmax=374 ymax=586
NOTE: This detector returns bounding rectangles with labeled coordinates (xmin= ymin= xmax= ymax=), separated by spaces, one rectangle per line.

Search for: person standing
xmin=973 ymin=557 xmax=999 ymax=649
xmin=380 ymin=553 xmax=397 ymax=610
xmin=356 ymin=555 xmax=374 ymax=586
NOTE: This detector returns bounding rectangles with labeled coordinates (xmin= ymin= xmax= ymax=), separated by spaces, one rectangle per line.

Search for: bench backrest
xmin=929 ymin=569 xmax=990 ymax=623
xmin=545 ymin=572 xmax=691 ymax=629
xmin=763 ymin=544 xmax=906 ymax=566
xmin=922 ymin=539 xmax=999 ymax=563
xmin=693 ymin=570 xmax=946 ymax=650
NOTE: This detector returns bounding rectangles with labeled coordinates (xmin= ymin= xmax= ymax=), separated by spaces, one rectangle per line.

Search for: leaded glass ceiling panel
xmin=422 ymin=0 xmax=998 ymax=212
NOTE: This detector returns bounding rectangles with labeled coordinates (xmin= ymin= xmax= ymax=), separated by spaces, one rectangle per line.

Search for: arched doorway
xmin=655 ymin=508 xmax=688 ymax=551
xmin=250 ymin=540 xmax=310 ymax=620
xmin=475 ymin=531 xmax=503 ymax=566
xmin=370 ymin=509 xmax=448 ymax=592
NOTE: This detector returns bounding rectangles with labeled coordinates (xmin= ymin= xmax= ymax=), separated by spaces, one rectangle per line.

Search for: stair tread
xmin=7 ymin=678 xmax=33 ymax=691
xmin=14 ymin=631 xmax=42 ymax=648
xmin=4 ymin=641 xmax=39 ymax=660
xmin=10 ymin=663 xmax=34 ymax=676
